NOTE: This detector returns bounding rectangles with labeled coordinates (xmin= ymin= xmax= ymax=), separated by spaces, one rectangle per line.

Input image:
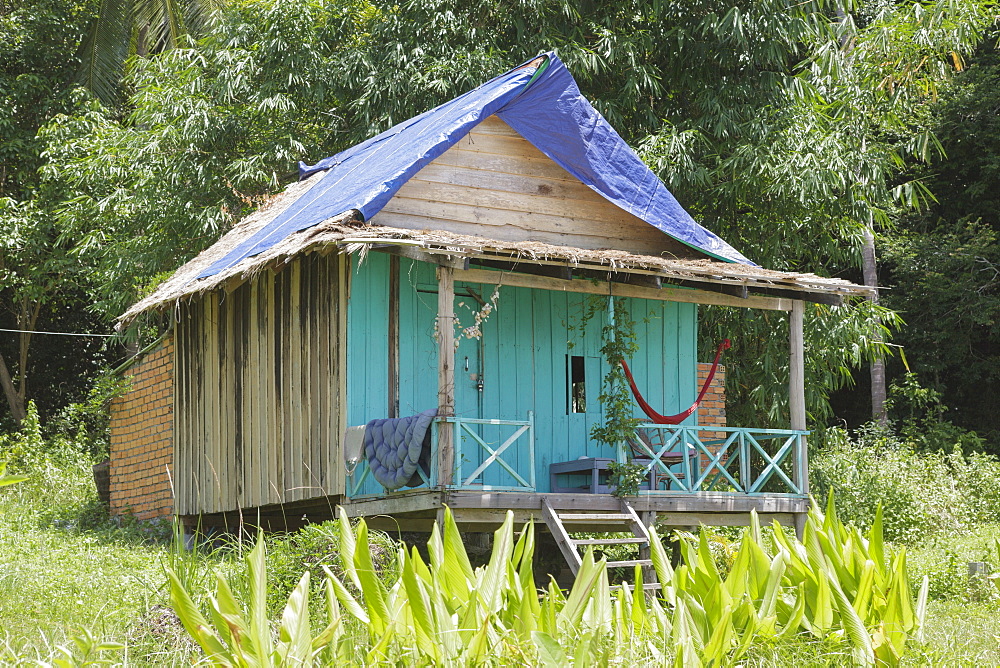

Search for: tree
xmin=43 ymin=0 xmax=367 ymax=320
xmin=76 ymin=0 xmax=224 ymax=106
xmin=328 ymin=0 xmax=989 ymax=425
xmin=881 ymin=46 xmax=1000 ymax=444
xmin=25 ymin=0 xmax=995 ymax=433
xmin=0 ymin=0 xmax=101 ymax=424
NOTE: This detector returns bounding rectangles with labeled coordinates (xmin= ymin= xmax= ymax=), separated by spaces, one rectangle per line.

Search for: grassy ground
xmin=2 ymin=456 xmax=1000 ymax=665
xmin=0 ymin=454 xmax=202 ymax=664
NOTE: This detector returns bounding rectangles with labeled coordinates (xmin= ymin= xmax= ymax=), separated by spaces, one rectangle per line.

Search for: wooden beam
xmin=437 ymin=266 xmax=456 ymax=486
xmin=789 ymin=300 xmax=808 ymax=494
xmin=453 ymin=267 xmax=792 ymax=311
xmin=751 ymin=286 xmax=843 ymax=306
xmin=335 ymin=254 xmax=349 ymax=496
xmin=375 ymin=243 xmax=469 ymax=270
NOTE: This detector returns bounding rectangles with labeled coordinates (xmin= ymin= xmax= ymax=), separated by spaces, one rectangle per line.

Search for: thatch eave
xmin=119 ymin=223 xmax=874 ymax=330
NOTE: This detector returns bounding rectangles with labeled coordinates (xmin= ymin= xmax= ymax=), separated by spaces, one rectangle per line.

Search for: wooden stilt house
xmin=112 ymin=54 xmax=872 ymax=572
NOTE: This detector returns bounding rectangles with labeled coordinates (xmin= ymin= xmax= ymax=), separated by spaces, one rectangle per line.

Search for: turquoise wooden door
xmin=396 ymin=273 xmax=483 ymax=421
xmin=453 ymin=288 xmax=483 ymax=421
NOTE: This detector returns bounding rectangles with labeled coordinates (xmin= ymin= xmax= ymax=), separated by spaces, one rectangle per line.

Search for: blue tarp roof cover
xmin=198 ymin=53 xmax=751 ymax=279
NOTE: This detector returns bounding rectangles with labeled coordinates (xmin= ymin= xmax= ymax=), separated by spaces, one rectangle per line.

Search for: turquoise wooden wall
xmin=347 ymin=254 xmax=698 ymax=494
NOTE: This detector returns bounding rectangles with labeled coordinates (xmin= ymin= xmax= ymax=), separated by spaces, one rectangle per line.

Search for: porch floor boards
xmin=341 ymin=489 xmax=808 ymax=533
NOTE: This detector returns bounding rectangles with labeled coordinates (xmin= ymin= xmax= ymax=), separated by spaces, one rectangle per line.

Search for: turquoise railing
xmin=438 ymin=413 xmax=535 ymax=491
xmin=621 ymin=424 xmax=809 ymax=496
xmin=348 ymin=413 xmax=536 ymax=498
xmin=346 ymin=445 xmax=434 ymax=498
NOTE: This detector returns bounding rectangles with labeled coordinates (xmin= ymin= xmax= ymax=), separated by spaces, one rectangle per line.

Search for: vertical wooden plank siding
xmin=174 ymin=252 xmax=343 ymax=515
xmin=389 ymin=258 xmax=698 ymax=493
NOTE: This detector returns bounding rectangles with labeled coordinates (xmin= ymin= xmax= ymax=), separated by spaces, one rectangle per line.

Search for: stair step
xmin=573 ymin=537 xmax=648 ymax=546
xmin=606 ymin=559 xmax=654 ymax=568
xmin=624 ymin=582 xmax=663 ymax=591
xmin=558 ymin=513 xmax=633 ymax=522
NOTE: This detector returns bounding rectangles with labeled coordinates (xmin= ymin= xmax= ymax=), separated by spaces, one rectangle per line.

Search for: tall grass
xmin=2 ymin=407 xmax=999 ymax=665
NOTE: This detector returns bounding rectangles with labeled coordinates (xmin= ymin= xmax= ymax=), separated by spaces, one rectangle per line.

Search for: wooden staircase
xmin=541 ymin=498 xmax=657 ymax=585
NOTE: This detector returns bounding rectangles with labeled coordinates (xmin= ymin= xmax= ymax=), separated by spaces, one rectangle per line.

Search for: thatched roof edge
xmin=118 ymin=182 xmax=875 ymax=328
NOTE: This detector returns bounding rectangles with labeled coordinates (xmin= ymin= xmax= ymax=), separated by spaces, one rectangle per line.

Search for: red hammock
xmin=621 ymin=339 xmax=731 ymax=425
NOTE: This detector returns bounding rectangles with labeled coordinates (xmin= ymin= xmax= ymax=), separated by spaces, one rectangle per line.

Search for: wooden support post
xmin=793 ymin=512 xmax=807 ymax=540
xmin=789 ymin=300 xmax=809 ymax=495
xmin=437 ymin=266 xmax=456 ymax=487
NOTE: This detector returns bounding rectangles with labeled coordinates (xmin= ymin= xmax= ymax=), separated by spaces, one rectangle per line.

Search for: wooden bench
xmin=550 ymin=450 xmax=691 ymax=494
xmin=550 ymin=457 xmax=676 ymax=494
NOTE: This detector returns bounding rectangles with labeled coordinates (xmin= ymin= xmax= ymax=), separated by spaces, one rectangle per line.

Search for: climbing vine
xmin=570 ymin=292 xmax=642 ymax=451
xmin=455 ymin=284 xmax=502 ymax=342
xmin=591 ymin=296 xmax=642 ymax=450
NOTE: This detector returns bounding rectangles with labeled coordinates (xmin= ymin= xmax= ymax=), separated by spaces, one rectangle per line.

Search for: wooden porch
xmin=339 ymin=488 xmax=809 ymax=534
xmin=340 ymin=252 xmax=813 ymax=537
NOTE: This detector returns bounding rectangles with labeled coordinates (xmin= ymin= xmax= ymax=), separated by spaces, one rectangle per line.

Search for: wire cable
xmin=0 ymin=328 xmax=114 ymax=338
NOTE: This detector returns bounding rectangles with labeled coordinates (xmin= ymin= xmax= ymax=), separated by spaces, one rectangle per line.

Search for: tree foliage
xmin=76 ymin=0 xmax=225 ymax=107
xmin=881 ymin=47 xmax=1000 ymax=443
xmin=43 ymin=0 xmax=370 ymax=319
xmin=3 ymin=0 xmax=998 ymax=435
xmin=0 ymin=0 xmax=111 ymax=425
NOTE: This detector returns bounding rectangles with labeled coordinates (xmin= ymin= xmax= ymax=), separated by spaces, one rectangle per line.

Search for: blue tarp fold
xmin=198 ymin=53 xmax=751 ymax=280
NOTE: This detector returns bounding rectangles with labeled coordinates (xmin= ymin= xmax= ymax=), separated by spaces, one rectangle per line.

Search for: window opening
xmin=569 ymin=355 xmax=586 ymax=413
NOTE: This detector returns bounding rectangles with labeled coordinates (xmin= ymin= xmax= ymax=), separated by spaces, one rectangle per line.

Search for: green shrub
xmin=811 ymin=426 xmax=1000 ymax=544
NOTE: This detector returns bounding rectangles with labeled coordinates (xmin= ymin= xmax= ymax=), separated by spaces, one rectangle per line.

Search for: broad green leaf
xmin=572 ymin=631 xmax=594 ymax=668
xmin=829 ymin=571 xmax=874 ymax=668
xmin=323 ymin=565 xmax=370 ymax=625
xmin=701 ymin=603 xmax=734 ymax=662
xmin=759 ymin=549 xmax=787 ymax=619
xmin=853 ymin=560 xmax=876 ymax=620
xmin=166 ymin=569 xmax=229 ymax=660
xmin=440 ymin=506 xmax=474 ymax=604
xmin=479 ymin=511 xmax=515 ymax=612
xmin=246 ymin=533 xmax=269 ymax=660
xmin=559 ymin=548 xmax=604 ymax=630
xmin=277 ymin=571 xmax=312 ymax=665
xmin=337 ymin=507 xmax=362 ymax=590
xmin=401 ymin=547 xmax=440 ymax=662
xmin=354 ymin=521 xmax=390 ymax=637
xmin=778 ymin=583 xmax=807 ymax=639
xmin=914 ymin=575 xmax=929 ymax=642
xmin=647 ymin=525 xmax=676 ymax=605
xmin=869 ymin=505 xmax=886 ymax=571
xmin=532 ymin=631 xmax=566 ymax=667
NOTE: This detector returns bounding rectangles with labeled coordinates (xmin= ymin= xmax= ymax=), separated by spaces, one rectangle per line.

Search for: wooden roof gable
xmin=372 ymin=116 xmax=698 ymax=260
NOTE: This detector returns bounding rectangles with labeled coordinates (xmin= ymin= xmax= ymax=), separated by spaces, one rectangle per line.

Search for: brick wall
xmin=696 ymin=363 xmax=727 ymax=470
xmin=109 ymin=335 xmax=174 ymax=519
xmin=696 ymin=363 xmax=726 ymax=430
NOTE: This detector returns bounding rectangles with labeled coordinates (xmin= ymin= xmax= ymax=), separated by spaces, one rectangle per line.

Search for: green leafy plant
xmin=0 ymin=461 xmax=26 ymax=489
xmin=590 ymin=297 xmax=642 ymax=451
xmin=812 ymin=425 xmax=1000 ymax=543
xmin=40 ymin=628 xmax=124 ymax=667
xmin=168 ymin=531 xmax=340 ymax=666
xmin=607 ymin=461 xmax=646 ymax=498
xmin=168 ymin=499 xmax=928 ymax=666
xmin=568 ymin=294 xmax=642 ymax=453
